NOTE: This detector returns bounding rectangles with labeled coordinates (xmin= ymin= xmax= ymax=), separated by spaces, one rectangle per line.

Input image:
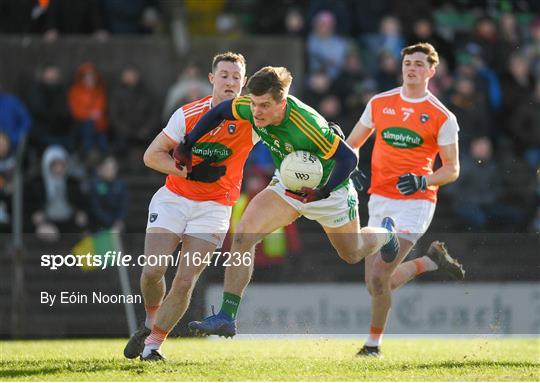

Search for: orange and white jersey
xmin=162 ymin=95 xmax=259 ymax=206
xmin=359 ymin=87 xmax=459 ymax=203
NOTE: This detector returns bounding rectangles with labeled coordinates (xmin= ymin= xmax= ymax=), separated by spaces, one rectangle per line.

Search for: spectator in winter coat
xmin=68 ymin=62 xmax=108 ymax=157
xmin=87 ymin=155 xmax=128 ymax=232
xmin=26 ymin=145 xmax=87 ymax=241
xmin=0 ymin=92 xmax=32 ymax=147
xmin=27 ymin=63 xmax=73 ymax=152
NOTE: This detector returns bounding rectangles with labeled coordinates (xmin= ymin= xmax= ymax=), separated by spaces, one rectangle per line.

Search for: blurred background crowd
xmin=0 ymin=0 xmax=538 ymax=242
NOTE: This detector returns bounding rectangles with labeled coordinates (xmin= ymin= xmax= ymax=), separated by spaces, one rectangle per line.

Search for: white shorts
xmin=268 ymin=177 xmax=358 ymax=228
xmin=146 ymin=186 xmax=231 ymax=247
xmin=367 ymin=194 xmax=436 ymax=244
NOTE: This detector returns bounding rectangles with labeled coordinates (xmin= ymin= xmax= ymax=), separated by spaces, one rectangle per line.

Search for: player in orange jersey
xmin=347 ymin=43 xmax=465 ymax=357
xmin=123 ymin=52 xmax=258 ymax=361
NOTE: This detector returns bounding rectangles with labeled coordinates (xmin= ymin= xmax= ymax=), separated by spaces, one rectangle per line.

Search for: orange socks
xmin=145 ymin=325 xmax=169 ymax=347
xmin=413 ymin=256 xmax=438 ymax=274
xmin=142 ymin=325 xmax=169 ymax=357
xmin=365 ymin=325 xmax=384 ymax=347
xmin=412 ymin=258 xmax=428 ymax=274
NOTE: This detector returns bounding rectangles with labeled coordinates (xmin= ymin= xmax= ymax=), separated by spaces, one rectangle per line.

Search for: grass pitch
xmin=0 ymin=338 xmax=538 ymax=381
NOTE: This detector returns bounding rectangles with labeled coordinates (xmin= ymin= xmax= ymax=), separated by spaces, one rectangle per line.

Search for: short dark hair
xmin=212 ymin=52 xmax=246 ymax=72
xmin=401 ymin=42 xmax=439 ymax=67
xmin=246 ymin=66 xmax=293 ymax=102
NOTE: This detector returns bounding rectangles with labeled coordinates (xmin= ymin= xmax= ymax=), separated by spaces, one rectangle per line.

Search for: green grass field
xmin=0 ymin=338 xmax=538 ymax=381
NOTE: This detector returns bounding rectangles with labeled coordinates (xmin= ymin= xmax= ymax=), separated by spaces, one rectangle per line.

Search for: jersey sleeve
xmin=359 ymin=98 xmax=374 ymax=128
xmin=162 ymin=108 xmax=186 ymax=143
xmin=231 ymin=96 xmax=252 ymax=121
xmin=318 ymin=125 xmax=339 ymax=160
xmin=437 ymin=113 xmax=459 ymax=146
xmin=290 ymin=109 xmax=339 ymax=160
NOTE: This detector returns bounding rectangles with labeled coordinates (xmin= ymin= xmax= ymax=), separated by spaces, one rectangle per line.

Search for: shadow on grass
xmin=414 ymin=360 xmax=540 ymax=370
xmin=0 ymin=359 xmax=206 ymax=379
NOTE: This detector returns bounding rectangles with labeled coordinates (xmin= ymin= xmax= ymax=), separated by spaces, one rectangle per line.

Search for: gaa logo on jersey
xmin=285 ymin=143 xmax=294 ymax=153
xmin=228 ymin=123 xmax=236 ymax=134
xmin=149 ymin=213 xmax=158 ymax=223
xmin=420 ymin=113 xmax=429 ymax=123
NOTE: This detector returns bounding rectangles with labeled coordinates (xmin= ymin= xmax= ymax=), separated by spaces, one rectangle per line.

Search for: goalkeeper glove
xmin=187 ymin=160 xmax=226 ymax=183
xmin=173 ymin=140 xmax=193 ymax=172
xmin=396 ymin=173 xmax=427 ymax=195
xmin=285 ymin=186 xmax=330 ymax=203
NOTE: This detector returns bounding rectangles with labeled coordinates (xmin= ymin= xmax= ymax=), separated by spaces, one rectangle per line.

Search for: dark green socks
xmin=220 ymin=292 xmax=241 ymax=320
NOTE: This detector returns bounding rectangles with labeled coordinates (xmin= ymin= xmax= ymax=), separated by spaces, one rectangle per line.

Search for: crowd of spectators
xmin=0 ymin=0 xmax=166 ymax=240
xmin=0 ymin=0 xmax=163 ymax=37
xmin=0 ymin=0 xmax=538 ymax=237
xmin=247 ymin=0 xmax=540 ymax=233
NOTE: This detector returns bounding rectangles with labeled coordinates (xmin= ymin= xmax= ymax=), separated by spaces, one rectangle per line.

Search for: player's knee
xmin=141 ymin=266 xmax=165 ymax=284
xmin=339 ymin=250 xmax=361 ymax=265
xmin=232 ymin=231 xmax=258 ymax=251
xmin=361 ymin=233 xmax=381 ymax=255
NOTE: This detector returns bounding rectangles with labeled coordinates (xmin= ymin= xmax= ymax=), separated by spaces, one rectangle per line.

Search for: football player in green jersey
xmin=174 ymin=66 xmax=400 ymax=337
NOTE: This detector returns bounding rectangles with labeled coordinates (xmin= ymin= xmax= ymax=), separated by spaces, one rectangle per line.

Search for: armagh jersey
xmin=232 ymin=95 xmax=345 ymax=190
xmin=360 ymin=87 xmax=459 ymax=202
xmin=162 ymin=95 xmax=258 ymax=206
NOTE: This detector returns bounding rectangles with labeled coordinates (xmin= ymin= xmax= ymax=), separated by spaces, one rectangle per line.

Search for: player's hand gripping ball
xmin=285 ymin=187 xmax=328 ymax=203
xmin=173 ymin=141 xmax=193 ymax=172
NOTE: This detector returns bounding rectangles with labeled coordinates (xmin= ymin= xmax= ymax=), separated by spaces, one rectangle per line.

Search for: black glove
xmin=285 ymin=187 xmax=330 ymax=203
xmin=328 ymin=121 xmax=345 ymax=139
xmin=187 ymin=160 xmax=226 ymax=183
xmin=173 ymin=140 xmax=193 ymax=172
xmin=350 ymin=168 xmax=367 ymax=192
xmin=396 ymin=173 xmax=427 ymax=195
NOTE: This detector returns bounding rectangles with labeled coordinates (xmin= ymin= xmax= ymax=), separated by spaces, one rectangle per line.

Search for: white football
xmin=279 ymin=151 xmax=323 ymax=192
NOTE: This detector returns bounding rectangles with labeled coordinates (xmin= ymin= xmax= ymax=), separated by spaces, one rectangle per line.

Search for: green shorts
xmin=267 ymin=176 xmax=358 ymax=228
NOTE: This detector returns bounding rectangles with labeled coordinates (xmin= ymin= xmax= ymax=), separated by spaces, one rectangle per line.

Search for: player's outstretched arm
xmin=173 ymin=99 xmax=236 ymax=171
xmin=321 ymin=139 xmax=359 ymax=194
xmin=186 ymin=99 xmax=236 ymax=144
xmin=346 ymin=121 xmax=375 ymax=153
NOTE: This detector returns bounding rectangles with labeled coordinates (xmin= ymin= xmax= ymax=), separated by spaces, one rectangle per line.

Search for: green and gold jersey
xmin=232 ymin=95 xmax=347 ymax=190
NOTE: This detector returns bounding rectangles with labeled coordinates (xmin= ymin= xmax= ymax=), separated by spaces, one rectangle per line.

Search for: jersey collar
xmin=284 ymin=96 xmax=292 ymax=121
xmin=399 ymin=87 xmax=431 ymax=103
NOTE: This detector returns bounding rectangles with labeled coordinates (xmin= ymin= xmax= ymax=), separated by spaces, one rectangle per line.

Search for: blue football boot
xmin=380 ymin=217 xmax=400 ymax=263
xmin=188 ymin=306 xmax=237 ymax=338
